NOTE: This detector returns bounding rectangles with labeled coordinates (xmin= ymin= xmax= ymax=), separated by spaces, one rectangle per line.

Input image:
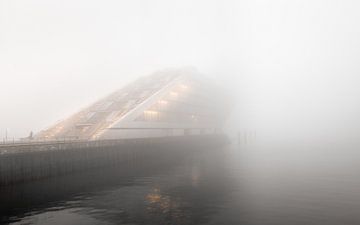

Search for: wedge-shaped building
xmin=36 ymin=68 xmax=230 ymax=140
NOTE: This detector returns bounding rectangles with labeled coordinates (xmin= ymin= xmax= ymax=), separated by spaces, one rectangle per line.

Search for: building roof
xmin=36 ymin=68 xmax=230 ymax=140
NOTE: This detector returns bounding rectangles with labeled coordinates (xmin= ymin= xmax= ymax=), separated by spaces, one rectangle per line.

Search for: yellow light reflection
xmin=145 ymin=188 xmax=176 ymax=214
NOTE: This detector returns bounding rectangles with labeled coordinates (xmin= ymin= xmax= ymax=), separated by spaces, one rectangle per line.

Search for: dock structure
xmin=0 ymin=135 xmax=228 ymax=185
xmin=35 ymin=68 xmax=231 ymax=141
xmin=0 ymin=68 xmax=231 ymax=186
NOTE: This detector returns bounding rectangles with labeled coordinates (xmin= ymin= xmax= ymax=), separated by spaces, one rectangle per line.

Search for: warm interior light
xmin=144 ymin=110 xmax=158 ymax=115
xmin=170 ymin=91 xmax=178 ymax=96
xmin=158 ymin=100 xmax=168 ymax=104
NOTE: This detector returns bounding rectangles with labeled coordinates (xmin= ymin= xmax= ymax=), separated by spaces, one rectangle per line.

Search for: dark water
xmin=2 ymin=140 xmax=360 ymax=225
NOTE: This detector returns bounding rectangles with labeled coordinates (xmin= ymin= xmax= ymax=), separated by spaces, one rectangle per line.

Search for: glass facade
xmin=36 ymin=69 xmax=230 ymax=140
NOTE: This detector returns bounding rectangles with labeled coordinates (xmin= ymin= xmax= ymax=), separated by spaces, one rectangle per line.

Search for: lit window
xmin=170 ymin=92 xmax=178 ymax=96
xmin=144 ymin=110 xmax=158 ymax=115
xmin=143 ymin=110 xmax=159 ymax=121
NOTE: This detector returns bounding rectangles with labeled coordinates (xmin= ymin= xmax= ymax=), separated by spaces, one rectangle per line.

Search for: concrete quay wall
xmin=0 ymin=135 xmax=228 ymax=186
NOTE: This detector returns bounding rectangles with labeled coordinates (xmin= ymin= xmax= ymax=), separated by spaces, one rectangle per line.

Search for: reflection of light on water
xmin=146 ymin=188 xmax=162 ymax=204
xmin=146 ymin=188 xmax=172 ymax=213
xmin=145 ymin=188 xmax=181 ymax=216
xmin=191 ymin=166 xmax=200 ymax=187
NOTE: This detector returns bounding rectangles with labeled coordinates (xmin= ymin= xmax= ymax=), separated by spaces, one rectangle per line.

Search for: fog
xmin=1 ymin=0 xmax=360 ymax=143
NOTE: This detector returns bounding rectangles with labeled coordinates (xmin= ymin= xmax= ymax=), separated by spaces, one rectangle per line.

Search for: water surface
xmin=2 ymin=140 xmax=360 ymax=224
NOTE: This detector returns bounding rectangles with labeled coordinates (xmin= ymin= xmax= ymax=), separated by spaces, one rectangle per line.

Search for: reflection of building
xmin=36 ymin=68 xmax=230 ymax=140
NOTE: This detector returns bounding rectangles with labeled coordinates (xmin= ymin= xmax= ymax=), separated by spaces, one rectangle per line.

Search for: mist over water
xmin=2 ymin=0 xmax=360 ymax=224
xmin=3 ymin=140 xmax=360 ymax=225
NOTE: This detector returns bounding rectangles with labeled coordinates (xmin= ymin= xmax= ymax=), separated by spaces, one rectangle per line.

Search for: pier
xmin=0 ymin=69 xmax=230 ymax=186
xmin=0 ymin=135 xmax=228 ymax=186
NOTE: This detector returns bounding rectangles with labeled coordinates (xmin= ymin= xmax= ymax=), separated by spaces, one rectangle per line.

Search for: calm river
xmin=2 ymin=139 xmax=360 ymax=225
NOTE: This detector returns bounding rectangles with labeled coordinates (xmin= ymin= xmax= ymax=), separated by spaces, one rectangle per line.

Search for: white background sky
xmin=1 ymin=0 xmax=360 ymax=141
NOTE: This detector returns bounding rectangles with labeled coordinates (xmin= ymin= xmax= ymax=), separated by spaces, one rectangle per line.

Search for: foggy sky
xmin=1 ymin=0 xmax=360 ymax=140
